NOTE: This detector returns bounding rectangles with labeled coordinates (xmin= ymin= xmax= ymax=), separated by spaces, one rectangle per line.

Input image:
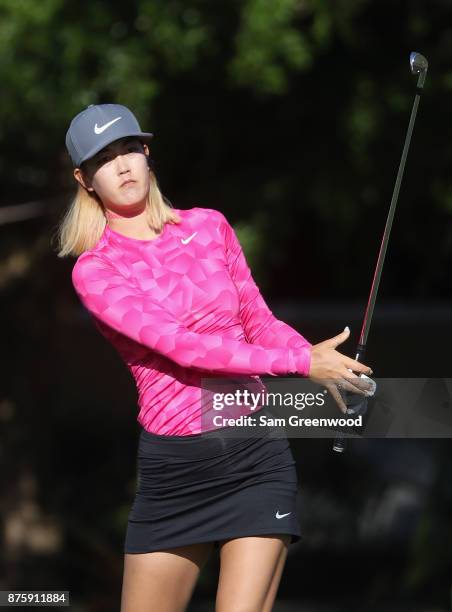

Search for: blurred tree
xmin=0 ymin=0 xmax=450 ymax=297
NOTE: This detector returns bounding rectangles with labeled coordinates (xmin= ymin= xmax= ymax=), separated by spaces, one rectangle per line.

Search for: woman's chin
xmin=115 ymin=193 xmax=147 ymax=208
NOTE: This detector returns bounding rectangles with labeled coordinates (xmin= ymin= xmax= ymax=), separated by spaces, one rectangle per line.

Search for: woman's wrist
xmin=290 ymin=346 xmax=312 ymax=377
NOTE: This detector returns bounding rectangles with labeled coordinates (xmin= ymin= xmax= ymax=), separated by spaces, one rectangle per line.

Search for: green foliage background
xmin=0 ymin=0 xmax=450 ymax=297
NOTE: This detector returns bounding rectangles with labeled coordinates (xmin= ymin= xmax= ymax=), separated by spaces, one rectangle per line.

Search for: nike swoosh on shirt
xmin=181 ymin=232 xmax=197 ymax=245
xmin=94 ymin=116 xmax=122 ymax=134
xmin=275 ymin=511 xmax=291 ymax=519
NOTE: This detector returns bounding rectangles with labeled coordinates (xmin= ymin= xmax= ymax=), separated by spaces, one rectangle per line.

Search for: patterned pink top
xmin=71 ymin=207 xmax=312 ymax=435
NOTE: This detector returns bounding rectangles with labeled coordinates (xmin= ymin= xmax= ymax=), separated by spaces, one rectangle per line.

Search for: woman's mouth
xmin=121 ymin=179 xmax=136 ymax=187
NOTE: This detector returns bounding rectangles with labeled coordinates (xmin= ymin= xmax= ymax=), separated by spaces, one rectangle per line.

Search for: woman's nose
xmin=115 ymin=154 xmax=129 ymax=173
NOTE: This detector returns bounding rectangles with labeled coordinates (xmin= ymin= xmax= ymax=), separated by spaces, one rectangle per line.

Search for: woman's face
xmin=74 ymin=136 xmax=151 ymax=215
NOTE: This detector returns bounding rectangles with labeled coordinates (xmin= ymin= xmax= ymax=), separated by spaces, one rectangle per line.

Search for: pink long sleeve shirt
xmin=71 ymin=207 xmax=312 ymax=435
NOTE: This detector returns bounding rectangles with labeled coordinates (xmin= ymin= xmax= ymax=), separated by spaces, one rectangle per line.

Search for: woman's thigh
xmin=215 ymin=534 xmax=291 ymax=612
xmin=120 ymin=541 xmax=214 ymax=612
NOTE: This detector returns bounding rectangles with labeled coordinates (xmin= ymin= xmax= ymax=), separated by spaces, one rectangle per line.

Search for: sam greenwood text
xmin=212 ymin=414 xmax=363 ymax=428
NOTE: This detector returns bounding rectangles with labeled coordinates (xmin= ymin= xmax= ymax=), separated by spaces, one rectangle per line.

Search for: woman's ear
xmin=74 ymin=167 xmax=95 ymax=192
xmin=143 ymin=144 xmax=154 ymax=170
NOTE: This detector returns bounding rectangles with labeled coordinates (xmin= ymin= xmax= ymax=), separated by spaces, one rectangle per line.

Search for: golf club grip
xmin=332 ymin=344 xmax=367 ymax=453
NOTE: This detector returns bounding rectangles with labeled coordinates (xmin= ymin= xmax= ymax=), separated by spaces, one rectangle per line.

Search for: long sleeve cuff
xmin=287 ymin=346 xmax=312 ymax=377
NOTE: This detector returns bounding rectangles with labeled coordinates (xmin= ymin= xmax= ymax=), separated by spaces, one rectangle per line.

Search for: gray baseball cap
xmin=65 ymin=103 xmax=154 ymax=167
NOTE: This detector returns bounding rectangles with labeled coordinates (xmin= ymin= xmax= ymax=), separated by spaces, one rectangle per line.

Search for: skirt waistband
xmin=140 ymin=407 xmax=284 ymax=445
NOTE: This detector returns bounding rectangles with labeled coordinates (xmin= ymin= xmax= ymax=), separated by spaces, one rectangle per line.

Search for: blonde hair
xmin=53 ymin=170 xmax=181 ymax=258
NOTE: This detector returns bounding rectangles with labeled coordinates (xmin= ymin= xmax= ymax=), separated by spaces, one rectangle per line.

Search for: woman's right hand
xmin=308 ymin=327 xmax=373 ymax=414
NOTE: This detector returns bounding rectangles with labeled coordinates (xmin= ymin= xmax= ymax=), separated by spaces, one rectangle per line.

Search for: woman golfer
xmin=57 ymin=104 xmax=373 ymax=611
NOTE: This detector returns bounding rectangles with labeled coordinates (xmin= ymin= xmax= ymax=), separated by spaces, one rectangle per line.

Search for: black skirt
xmin=124 ymin=409 xmax=302 ymax=553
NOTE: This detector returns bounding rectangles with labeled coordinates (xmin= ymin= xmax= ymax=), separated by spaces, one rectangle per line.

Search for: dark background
xmin=1 ymin=0 xmax=451 ymax=610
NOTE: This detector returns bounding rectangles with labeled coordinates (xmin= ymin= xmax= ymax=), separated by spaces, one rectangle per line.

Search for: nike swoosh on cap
xmin=94 ymin=116 xmax=122 ymax=135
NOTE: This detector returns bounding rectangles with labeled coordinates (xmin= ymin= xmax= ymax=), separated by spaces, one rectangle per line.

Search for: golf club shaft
xmin=332 ymin=57 xmax=427 ymax=453
xmin=358 ymin=92 xmax=421 ymax=348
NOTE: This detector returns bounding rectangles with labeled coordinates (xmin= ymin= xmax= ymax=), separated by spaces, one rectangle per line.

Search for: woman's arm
xmin=219 ymin=211 xmax=312 ymax=350
xmin=72 ymin=252 xmax=311 ymax=377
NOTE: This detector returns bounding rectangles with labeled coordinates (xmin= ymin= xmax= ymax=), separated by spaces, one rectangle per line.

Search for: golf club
xmin=332 ymin=51 xmax=429 ymax=453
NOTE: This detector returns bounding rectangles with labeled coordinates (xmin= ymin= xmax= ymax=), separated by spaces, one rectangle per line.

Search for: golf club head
xmin=410 ymin=52 xmax=428 ymax=88
xmin=410 ymin=52 xmax=428 ymax=74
